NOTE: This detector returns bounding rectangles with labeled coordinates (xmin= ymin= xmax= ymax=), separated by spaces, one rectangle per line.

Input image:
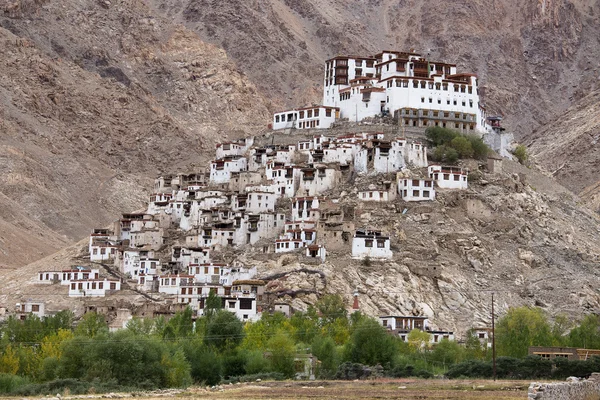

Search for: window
xmin=228 ymin=301 xmax=236 ymax=309
xmin=365 ymin=239 xmax=373 ymax=247
xmin=421 ymin=97 xmax=425 ymax=103
xmin=275 ymin=115 xmax=280 ymax=123
xmin=454 ymin=175 xmax=460 ymax=181
xmin=429 ymin=98 xmax=432 ymax=103
xmin=413 ymin=190 xmax=419 ymax=197
xmin=99 ymin=282 xmax=104 ymax=289
xmin=453 ymin=99 xmax=457 ymax=105
xmin=31 ymin=304 xmax=40 ymax=312
xmin=314 ymin=109 xmax=319 ymax=117
xmin=443 ymin=174 xmax=450 ymax=180
xmin=423 ymin=190 xmax=430 ymax=197
xmin=382 ymin=320 xmax=387 ymax=326
xmin=478 ymin=333 xmax=485 ymax=339
xmin=377 ymin=240 xmax=385 ymax=248
xmin=240 ymin=298 xmax=253 ymax=310
xmin=325 ymin=108 xmax=332 ymax=117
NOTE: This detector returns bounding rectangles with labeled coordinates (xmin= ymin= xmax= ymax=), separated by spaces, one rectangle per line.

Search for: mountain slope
xmin=0 ymin=0 xmax=270 ymax=268
xmin=527 ymin=88 xmax=600 ymax=212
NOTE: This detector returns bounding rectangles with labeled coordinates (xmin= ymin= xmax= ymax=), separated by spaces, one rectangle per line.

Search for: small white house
xmin=399 ymin=178 xmax=435 ymax=201
xmin=245 ymin=191 xmax=277 ymax=213
xmin=379 ymin=315 xmax=430 ymax=331
xmin=188 ymin=263 xmax=226 ymax=284
xmin=428 ymin=165 xmax=468 ymax=189
xmin=298 ymin=167 xmax=340 ymax=196
xmin=305 ymin=244 xmax=326 ymax=262
xmin=272 ymin=106 xmax=339 ymax=130
xmin=15 ymin=300 xmax=46 ymax=320
xmin=291 ymin=197 xmax=321 ymax=221
xmin=275 ymin=238 xmax=305 ymax=253
xmin=209 ymin=156 xmax=248 ymax=184
xmin=90 ymin=243 xmax=118 ymax=261
xmin=351 ymin=229 xmax=392 ymax=259
xmin=215 ymin=138 xmax=254 ymax=159
xmin=68 ymin=278 xmax=121 ymax=297
xmin=37 ymin=271 xmax=61 ymax=284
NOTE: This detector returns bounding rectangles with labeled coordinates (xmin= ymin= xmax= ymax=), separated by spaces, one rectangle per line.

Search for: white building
xmin=68 ymin=278 xmax=121 ymax=297
xmin=298 ymin=167 xmax=340 ymax=196
xmin=379 ymin=315 xmax=430 ymax=331
xmin=322 ymin=51 xmax=489 ymax=133
xmin=60 ymin=267 xmax=101 ymax=285
xmin=245 ymin=191 xmax=277 ymax=213
xmin=351 ymin=229 xmax=392 ymax=259
xmin=428 ymin=165 xmax=468 ymax=189
xmin=188 ymin=262 xmax=226 ymax=284
xmin=399 ymin=178 xmax=435 ymax=201
xmin=215 ymin=138 xmax=254 ymax=159
xmin=15 ymin=300 xmax=46 ymax=320
xmin=209 ymin=156 xmax=248 ymax=184
xmin=272 ymin=106 xmax=339 ymax=130
xmin=291 ymin=197 xmax=321 ymax=222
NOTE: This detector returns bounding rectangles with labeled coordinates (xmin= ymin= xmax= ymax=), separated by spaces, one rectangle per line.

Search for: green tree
xmin=344 ymin=318 xmax=397 ymax=365
xmin=0 ymin=345 xmax=19 ymax=374
xmin=311 ymin=336 xmax=338 ymax=377
xmin=204 ymin=310 xmax=245 ymax=351
xmin=514 ymin=144 xmax=528 ymax=165
xmin=74 ymin=312 xmax=108 ymax=337
xmin=267 ymin=330 xmax=296 ymax=378
xmin=425 ymin=126 xmax=459 ymax=146
xmin=450 ymin=135 xmax=474 ymax=158
xmin=204 ymin=291 xmax=223 ymax=320
xmin=289 ymin=309 xmax=319 ymax=344
xmin=430 ymin=339 xmax=464 ymax=367
xmin=568 ymin=314 xmax=600 ymax=349
xmin=165 ymin=307 xmax=194 ymax=339
xmin=316 ymin=294 xmax=347 ymax=325
xmin=160 ymin=349 xmax=192 ymax=387
xmin=466 ymin=134 xmax=490 ymax=160
xmin=407 ymin=329 xmax=431 ymax=351
xmin=495 ymin=307 xmax=553 ymax=358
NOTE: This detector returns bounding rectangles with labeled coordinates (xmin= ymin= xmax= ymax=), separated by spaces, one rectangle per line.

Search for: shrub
xmin=0 ymin=373 xmax=30 ymax=394
xmin=450 ymin=136 xmax=474 ymax=158
xmin=514 ymin=145 xmax=528 ymax=164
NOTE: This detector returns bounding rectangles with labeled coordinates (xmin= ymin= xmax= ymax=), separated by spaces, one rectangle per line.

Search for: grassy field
xmin=175 ymin=379 xmax=530 ymax=399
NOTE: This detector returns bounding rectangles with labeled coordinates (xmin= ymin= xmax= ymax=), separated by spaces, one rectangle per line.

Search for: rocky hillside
xmin=527 ymin=88 xmax=600 ymax=212
xmin=0 ymin=0 xmax=270 ymax=268
xmin=3 ymin=140 xmax=600 ymax=334
xmin=148 ymin=0 xmax=600 ymax=137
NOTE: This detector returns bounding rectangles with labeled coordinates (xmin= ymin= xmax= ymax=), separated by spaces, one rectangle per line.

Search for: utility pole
xmin=492 ymin=292 xmax=497 ymax=381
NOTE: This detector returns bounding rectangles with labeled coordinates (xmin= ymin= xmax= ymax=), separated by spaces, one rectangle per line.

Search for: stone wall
xmin=528 ymin=373 xmax=600 ymax=400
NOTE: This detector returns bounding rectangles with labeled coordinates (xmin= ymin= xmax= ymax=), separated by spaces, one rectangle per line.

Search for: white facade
xmin=358 ymin=189 xmax=393 ymax=202
xmin=273 ymin=106 xmax=339 ymax=130
xmin=428 ymin=165 xmax=468 ymax=189
xmin=379 ymin=316 xmax=430 ymax=331
xmin=37 ymin=271 xmax=61 ymax=284
xmin=215 ymin=138 xmax=254 ymax=159
xmin=291 ymin=197 xmax=320 ymax=221
xmin=399 ymin=178 xmax=435 ymax=201
xmin=322 ymin=51 xmax=490 ymax=133
xmin=245 ymin=191 xmax=276 ymax=213
xmin=90 ymin=244 xmax=118 ymax=261
xmin=209 ymin=156 xmax=247 ymax=184
xmin=60 ymin=268 xmax=100 ymax=286
xmin=298 ymin=167 xmax=340 ymax=196
xmin=68 ymin=279 xmax=121 ymax=297
xmin=351 ymin=230 xmax=392 ymax=259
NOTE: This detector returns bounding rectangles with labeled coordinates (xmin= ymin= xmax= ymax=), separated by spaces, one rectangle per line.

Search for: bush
xmin=0 ymin=373 xmax=30 ymax=394
xmin=450 ymin=136 xmax=474 ymax=158
xmin=446 ymin=360 xmax=493 ymax=379
xmin=514 ymin=145 xmax=528 ymax=164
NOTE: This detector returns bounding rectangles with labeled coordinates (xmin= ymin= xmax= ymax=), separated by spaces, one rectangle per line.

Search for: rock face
xmin=0 ymin=0 xmax=270 ymax=268
xmin=527 ymin=88 xmax=600 ymax=212
xmin=147 ymin=0 xmax=600 ymax=137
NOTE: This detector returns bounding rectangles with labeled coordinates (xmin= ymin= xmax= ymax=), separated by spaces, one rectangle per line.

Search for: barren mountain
xmin=148 ymin=0 xmax=600 ymax=137
xmin=527 ymin=88 xmax=600 ymax=212
xmin=0 ymin=0 xmax=270 ymax=267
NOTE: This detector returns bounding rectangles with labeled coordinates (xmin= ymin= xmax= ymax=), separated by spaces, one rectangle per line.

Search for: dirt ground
xmin=175 ymin=379 xmax=529 ymax=400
